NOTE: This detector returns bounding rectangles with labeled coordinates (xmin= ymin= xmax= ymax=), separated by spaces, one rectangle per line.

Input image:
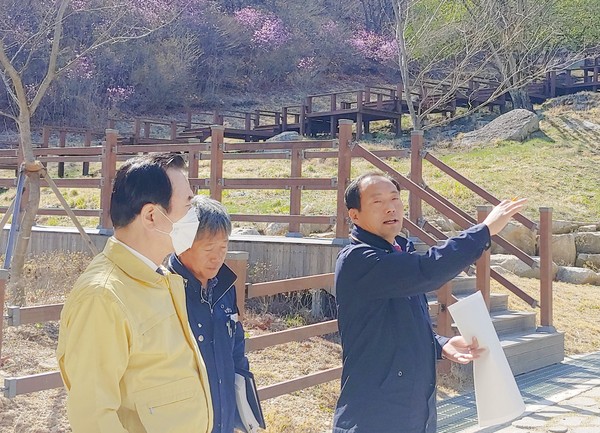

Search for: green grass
xmin=1 ymin=106 xmax=598 ymax=227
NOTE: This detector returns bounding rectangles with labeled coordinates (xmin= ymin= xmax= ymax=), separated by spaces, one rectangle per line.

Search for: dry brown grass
xmin=3 ymin=252 xmax=598 ymax=432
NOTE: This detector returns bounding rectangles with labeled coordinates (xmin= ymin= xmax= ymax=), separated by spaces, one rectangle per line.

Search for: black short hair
xmin=110 ymin=153 xmax=187 ymax=228
xmin=344 ymin=172 xmax=401 ymax=211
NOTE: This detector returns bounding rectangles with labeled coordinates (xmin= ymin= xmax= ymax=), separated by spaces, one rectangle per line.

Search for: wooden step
xmin=433 ymin=309 xmax=537 ymax=337
xmin=429 ymin=292 xmax=508 ymax=320
xmin=453 ymin=330 xmax=565 ymax=378
xmin=501 ymin=330 xmax=565 ymax=376
xmin=489 ymin=310 xmax=537 ymax=335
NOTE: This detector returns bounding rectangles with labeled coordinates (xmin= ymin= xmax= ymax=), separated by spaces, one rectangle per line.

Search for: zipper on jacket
xmin=184 ymin=279 xmax=234 ymax=314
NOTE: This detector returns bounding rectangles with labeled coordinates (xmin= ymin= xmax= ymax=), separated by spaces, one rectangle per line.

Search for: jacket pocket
xmin=134 ymin=377 xmax=208 ymax=433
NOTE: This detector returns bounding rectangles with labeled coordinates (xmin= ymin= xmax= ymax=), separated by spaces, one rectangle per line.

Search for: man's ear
xmin=139 ymin=203 xmax=157 ymax=230
xmin=348 ymin=208 xmax=359 ymax=223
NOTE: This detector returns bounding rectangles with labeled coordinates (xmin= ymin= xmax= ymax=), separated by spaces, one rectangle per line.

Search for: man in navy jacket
xmin=332 ymin=172 xmax=527 ymax=433
xmin=168 ymin=197 xmax=250 ymax=433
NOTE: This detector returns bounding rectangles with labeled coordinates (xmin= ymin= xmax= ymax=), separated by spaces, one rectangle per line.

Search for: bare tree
xmin=0 ymin=0 xmax=186 ymax=305
xmin=391 ymin=0 xmax=581 ymax=130
xmin=462 ymin=0 xmax=570 ymax=110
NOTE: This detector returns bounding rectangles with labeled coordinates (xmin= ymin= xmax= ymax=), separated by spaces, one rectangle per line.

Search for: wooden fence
xmin=0 ymin=119 xmax=554 ymax=400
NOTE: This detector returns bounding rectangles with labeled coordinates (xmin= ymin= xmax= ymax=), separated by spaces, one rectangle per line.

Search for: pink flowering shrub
xmin=66 ymin=56 xmax=95 ymax=80
xmin=107 ymin=86 xmax=135 ymax=106
xmin=234 ymin=7 xmax=288 ymax=50
xmin=348 ymin=29 xmax=398 ymax=63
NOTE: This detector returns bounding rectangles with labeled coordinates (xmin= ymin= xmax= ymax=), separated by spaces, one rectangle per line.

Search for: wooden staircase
xmin=428 ymin=275 xmax=564 ymax=376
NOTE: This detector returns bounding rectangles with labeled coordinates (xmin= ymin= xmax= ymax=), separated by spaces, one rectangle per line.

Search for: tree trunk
xmin=9 ymin=114 xmax=40 ymax=306
xmin=509 ymin=88 xmax=534 ymax=111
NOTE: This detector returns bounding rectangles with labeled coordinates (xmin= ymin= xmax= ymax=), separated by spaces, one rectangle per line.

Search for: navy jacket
xmin=333 ymin=224 xmax=491 ymax=433
xmin=168 ymin=255 xmax=249 ymax=433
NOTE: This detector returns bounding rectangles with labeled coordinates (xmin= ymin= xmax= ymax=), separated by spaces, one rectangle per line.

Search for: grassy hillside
xmin=0 ymin=102 xmax=598 ymax=228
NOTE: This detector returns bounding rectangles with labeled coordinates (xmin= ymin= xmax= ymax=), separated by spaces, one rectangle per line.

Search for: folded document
xmin=235 ymin=368 xmax=266 ymax=433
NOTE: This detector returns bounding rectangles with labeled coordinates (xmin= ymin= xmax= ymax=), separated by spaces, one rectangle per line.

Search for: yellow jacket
xmin=57 ymin=237 xmax=213 ymax=433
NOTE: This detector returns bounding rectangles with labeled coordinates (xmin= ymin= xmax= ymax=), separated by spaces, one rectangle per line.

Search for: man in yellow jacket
xmin=57 ymin=153 xmax=213 ymax=433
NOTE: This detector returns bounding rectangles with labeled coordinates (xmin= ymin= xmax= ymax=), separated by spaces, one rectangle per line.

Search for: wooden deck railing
xmin=1 ymin=117 xmax=556 ymax=399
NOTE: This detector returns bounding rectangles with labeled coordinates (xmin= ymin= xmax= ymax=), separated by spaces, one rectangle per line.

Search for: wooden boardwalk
xmin=164 ymin=56 xmax=599 ymax=142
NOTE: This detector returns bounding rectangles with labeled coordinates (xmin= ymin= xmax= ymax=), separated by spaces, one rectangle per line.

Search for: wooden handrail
xmin=246 ymin=320 xmax=338 ymax=352
xmin=257 ymin=366 xmax=342 ymax=401
xmin=423 ymin=152 xmax=537 ymax=230
xmin=248 ymin=273 xmax=334 ymax=298
xmin=354 ymin=144 xmax=539 ymax=308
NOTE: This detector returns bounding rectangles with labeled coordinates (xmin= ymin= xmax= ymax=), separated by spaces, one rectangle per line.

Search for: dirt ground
xmin=0 ymin=319 xmax=342 ymax=433
xmin=1 ymin=254 xmax=599 ymax=433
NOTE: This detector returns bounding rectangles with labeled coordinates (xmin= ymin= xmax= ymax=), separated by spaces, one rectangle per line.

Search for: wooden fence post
xmin=170 ymin=121 xmax=178 ymax=140
xmin=289 ymin=146 xmax=302 ymax=235
xmin=187 ymin=139 xmax=200 ymax=182
xmin=186 ymin=109 xmax=192 ymax=129
xmin=335 ymin=120 xmax=353 ymax=239
xmin=82 ymin=130 xmax=91 ymax=176
xmin=409 ymin=130 xmax=424 ymax=225
xmin=58 ymin=129 xmax=66 ymax=178
xmin=225 ymin=251 xmax=248 ymax=318
xmin=539 ymin=207 xmax=553 ymax=329
xmin=99 ymin=129 xmax=118 ymax=231
xmin=476 ymin=205 xmax=492 ymax=310
xmin=299 ymin=99 xmax=307 ymax=136
xmin=436 ymin=281 xmax=454 ymax=374
xmin=356 ymin=90 xmax=364 ymax=140
xmin=134 ymin=119 xmax=141 ymax=144
xmin=0 ymin=269 xmax=8 ymax=361
xmin=282 ymin=107 xmax=288 ymax=131
xmin=210 ymin=125 xmax=225 ymax=202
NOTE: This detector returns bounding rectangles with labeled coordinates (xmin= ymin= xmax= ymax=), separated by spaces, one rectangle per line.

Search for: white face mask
xmin=156 ymin=206 xmax=199 ymax=255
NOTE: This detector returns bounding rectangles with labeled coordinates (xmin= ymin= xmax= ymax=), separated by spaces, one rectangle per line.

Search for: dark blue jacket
xmin=168 ymin=255 xmax=249 ymax=433
xmin=333 ymin=224 xmax=491 ymax=433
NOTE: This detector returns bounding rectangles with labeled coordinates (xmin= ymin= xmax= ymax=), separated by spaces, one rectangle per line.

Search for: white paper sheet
xmin=447 ymin=291 xmax=525 ymax=427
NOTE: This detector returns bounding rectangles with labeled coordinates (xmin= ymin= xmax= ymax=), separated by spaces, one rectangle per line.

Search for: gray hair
xmin=191 ymin=196 xmax=232 ymax=240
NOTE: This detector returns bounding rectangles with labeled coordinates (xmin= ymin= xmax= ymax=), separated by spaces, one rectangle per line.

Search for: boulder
xmin=299 ymin=204 xmax=334 ymax=236
xmin=264 ymin=222 xmax=288 ymax=236
xmin=460 ymin=109 xmax=539 ymax=146
xmin=551 ymin=233 xmax=577 ymax=266
xmin=574 ymin=232 xmax=600 ymax=254
xmin=491 ymin=222 xmax=537 ymax=255
xmin=490 ymin=254 xmax=558 ymax=280
xmin=552 ymin=220 xmax=582 ymax=234
xmin=576 ymin=253 xmax=600 ymax=271
xmin=556 ymin=266 xmax=600 ymax=285
xmin=430 ymin=217 xmax=460 ymax=233
xmin=578 ymin=225 xmax=599 ymax=232
xmin=267 ymin=131 xmax=302 ymax=142
xmin=232 ymin=227 xmax=261 ymax=236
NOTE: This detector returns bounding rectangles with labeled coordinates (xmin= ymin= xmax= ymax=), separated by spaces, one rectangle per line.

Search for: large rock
xmin=460 ymin=109 xmax=539 ymax=146
xmin=430 ymin=217 xmax=460 ymax=233
xmin=232 ymin=227 xmax=261 ymax=236
xmin=576 ymin=253 xmax=600 ymax=271
xmin=491 ymin=222 xmax=537 ymax=255
xmin=266 ymin=131 xmax=302 ymax=142
xmin=552 ymin=220 xmax=583 ymax=234
xmin=490 ymin=254 xmax=558 ymax=280
xmin=299 ymin=204 xmax=334 ymax=236
xmin=556 ymin=266 xmax=600 ymax=285
xmin=551 ymin=233 xmax=577 ymax=266
xmin=575 ymin=232 xmax=600 ymax=254
xmin=264 ymin=222 xmax=289 ymax=236
xmin=578 ymin=224 xmax=599 ymax=232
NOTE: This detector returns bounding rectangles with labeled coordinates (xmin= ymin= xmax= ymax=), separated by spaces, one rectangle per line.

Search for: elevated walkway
xmin=438 ymin=351 xmax=600 ymax=433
